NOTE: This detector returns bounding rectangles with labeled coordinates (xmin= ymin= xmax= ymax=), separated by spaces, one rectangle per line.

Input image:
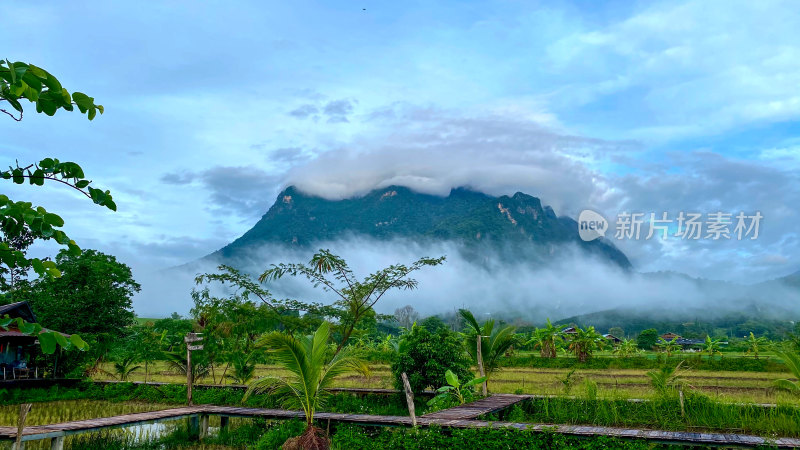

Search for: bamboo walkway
xmin=2 ymin=400 xmax=800 ymax=448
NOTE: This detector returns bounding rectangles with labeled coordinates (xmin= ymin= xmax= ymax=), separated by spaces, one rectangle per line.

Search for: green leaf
xmin=75 ymin=179 xmax=90 ymax=189
xmin=43 ymin=212 xmax=64 ymax=227
xmin=69 ymin=334 xmax=88 ymax=350
xmin=463 ymin=376 xmax=488 ymax=388
xmin=445 ymin=369 xmax=459 ymax=388
xmin=38 ymin=332 xmax=57 ymax=354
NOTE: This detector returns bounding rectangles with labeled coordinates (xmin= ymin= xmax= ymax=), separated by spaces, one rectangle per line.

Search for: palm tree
xmin=244 ymin=322 xmax=369 ymax=449
xmin=459 ymin=309 xmax=517 ymax=392
xmin=656 ymin=337 xmax=681 ymax=358
xmin=165 ymin=350 xmax=210 ymax=383
xmin=613 ymin=338 xmax=640 ymax=358
xmin=225 ymin=352 xmax=257 ymax=385
xmin=703 ymin=336 xmax=723 ymax=359
xmin=526 ymin=319 xmax=565 ymax=358
xmin=568 ymin=326 xmax=605 ymax=362
xmin=112 ymin=355 xmax=141 ymax=381
xmin=774 ymin=349 xmax=800 ymax=395
xmin=746 ymin=332 xmax=769 ymax=359
xmin=647 ymin=361 xmax=688 ymax=396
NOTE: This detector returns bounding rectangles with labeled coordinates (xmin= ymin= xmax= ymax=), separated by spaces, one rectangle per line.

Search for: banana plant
xmin=427 ymin=369 xmax=487 ymax=407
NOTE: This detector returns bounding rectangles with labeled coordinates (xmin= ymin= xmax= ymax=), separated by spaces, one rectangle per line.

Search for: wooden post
xmin=49 ymin=436 xmax=65 ymax=450
xmin=400 ymin=372 xmax=416 ymax=427
xmin=14 ymin=403 xmax=32 ymax=450
xmin=199 ymin=414 xmax=209 ymax=439
xmin=187 ymin=415 xmax=199 ymax=439
xmin=186 ymin=344 xmax=193 ymax=406
xmin=477 ymin=335 xmax=487 ymax=396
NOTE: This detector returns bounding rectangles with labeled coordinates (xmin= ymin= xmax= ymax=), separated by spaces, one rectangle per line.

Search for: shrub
xmin=391 ymin=324 xmax=473 ymax=394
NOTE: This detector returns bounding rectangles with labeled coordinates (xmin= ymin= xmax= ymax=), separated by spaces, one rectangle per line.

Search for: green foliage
xmin=746 ymin=332 xmax=770 ymax=358
xmin=427 ymin=369 xmax=487 ymax=407
xmin=612 ymin=339 xmax=641 ymax=358
xmin=647 ymin=362 xmax=688 ymax=396
xmin=568 ymin=326 xmax=606 ymax=362
xmin=655 ymin=337 xmax=681 ymax=357
xmin=25 ymin=249 xmax=138 ymax=337
xmin=526 ymin=318 xmax=565 ymax=358
xmin=255 ymin=419 xmax=307 ymax=450
xmin=244 ymin=322 xmax=369 ymax=428
xmin=773 ymin=349 xmax=800 ymax=395
xmin=110 ymin=355 xmax=141 ymax=381
xmin=260 ymin=249 xmax=445 ymax=353
xmin=331 ymin=424 xmax=673 ymax=449
xmin=0 ymin=59 xmax=103 ymax=120
xmin=703 ymin=336 xmax=723 ymax=358
xmin=636 ymin=328 xmax=658 ymax=350
xmin=557 ymin=369 xmax=577 ymax=394
xmin=459 ymin=308 xmax=517 ymax=387
xmin=391 ymin=323 xmax=473 ymax=394
xmin=0 ymin=60 xmax=111 ymax=355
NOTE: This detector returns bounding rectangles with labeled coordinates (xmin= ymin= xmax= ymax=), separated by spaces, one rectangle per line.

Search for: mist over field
xmin=132 ymin=236 xmax=800 ymax=322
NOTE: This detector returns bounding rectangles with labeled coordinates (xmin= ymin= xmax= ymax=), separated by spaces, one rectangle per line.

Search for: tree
xmin=613 ymin=338 xmax=641 ymax=358
xmin=527 ymin=319 xmax=566 ymax=358
xmin=260 ymin=249 xmax=445 ymax=354
xmin=1 ymin=59 xmax=109 ymax=354
xmin=26 ymin=249 xmax=139 ymax=337
xmin=637 ymin=328 xmax=658 ymax=350
xmin=393 ymin=305 xmax=419 ymax=330
xmin=746 ymin=332 xmax=769 ymax=359
xmin=568 ymin=326 xmax=605 ymax=362
xmin=656 ymin=337 xmax=681 ymax=358
xmin=391 ymin=323 xmax=473 ymax=394
xmin=608 ymin=327 xmax=625 ymax=339
xmin=244 ymin=322 xmax=368 ymax=449
xmin=458 ymin=309 xmax=517 ymax=392
xmin=703 ymin=336 xmax=723 ymax=359
xmin=195 ymin=265 xmax=326 ymax=336
xmin=419 ymin=315 xmax=448 ymax=333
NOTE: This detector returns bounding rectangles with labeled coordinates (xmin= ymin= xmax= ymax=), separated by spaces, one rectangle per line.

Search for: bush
xmin=255 ymin=419 xmax=306 ymax=450
xmin=391 ymin=324 xmax=473 ymax=394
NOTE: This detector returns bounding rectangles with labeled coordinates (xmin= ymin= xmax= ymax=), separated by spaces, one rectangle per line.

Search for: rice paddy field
xmin=91 ymin=361 xmax=800 ymax=404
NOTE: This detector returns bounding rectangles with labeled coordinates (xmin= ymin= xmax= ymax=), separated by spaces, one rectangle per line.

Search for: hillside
xmin=207 ymin=185 xmax=631 ymax=268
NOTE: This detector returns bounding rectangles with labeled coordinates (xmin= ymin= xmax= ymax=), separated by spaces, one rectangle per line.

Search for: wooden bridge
xmin=3 ymin=397 xmax=800 ymax=449
xmin=422 ymin=393 xmax=528 ymax=420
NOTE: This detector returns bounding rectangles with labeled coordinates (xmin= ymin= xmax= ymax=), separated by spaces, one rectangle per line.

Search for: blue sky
xmin=3 ymin=0 xmax=799 ymax=313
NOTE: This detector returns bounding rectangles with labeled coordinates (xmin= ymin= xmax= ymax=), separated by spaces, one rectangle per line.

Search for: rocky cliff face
xmin=208 ymin=185 xmax=631 ymax=269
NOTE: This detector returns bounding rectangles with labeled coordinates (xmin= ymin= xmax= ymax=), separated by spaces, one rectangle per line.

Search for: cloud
xmin=280 ymin=104 xmax=799 ymax=282
xmin=161 ymin=166 xmax=280 ymax=217
xmin=289 ymin=104 xmax=318 ymax=119
xmin=138 ymin=236 xmax=800 ymax=320
xmin=546 ymin=0 xmax=800 ymax=140
xmin=286 ymin=104 xmax=634 ymax=212
xmin=323 ymin=99 xmax=355 ymax=123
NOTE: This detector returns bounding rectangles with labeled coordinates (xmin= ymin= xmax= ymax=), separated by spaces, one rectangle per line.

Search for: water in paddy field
xmin=0 ymin=401 xmax=240 ymax=449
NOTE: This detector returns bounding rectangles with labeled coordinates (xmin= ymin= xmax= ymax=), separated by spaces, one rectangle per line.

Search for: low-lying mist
xmin=132 ymin=237 xmax=800 ymax=324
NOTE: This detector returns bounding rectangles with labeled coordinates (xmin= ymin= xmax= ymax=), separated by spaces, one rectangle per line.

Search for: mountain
xmin=208 ymin=185 xmax=631 ymax=268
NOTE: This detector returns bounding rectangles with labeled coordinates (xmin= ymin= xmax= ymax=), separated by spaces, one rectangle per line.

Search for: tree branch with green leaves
xmin=1 ymin=58 xmax=109 ymax=354
xmin=260 ymin=249 xmax=445 ymax=354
